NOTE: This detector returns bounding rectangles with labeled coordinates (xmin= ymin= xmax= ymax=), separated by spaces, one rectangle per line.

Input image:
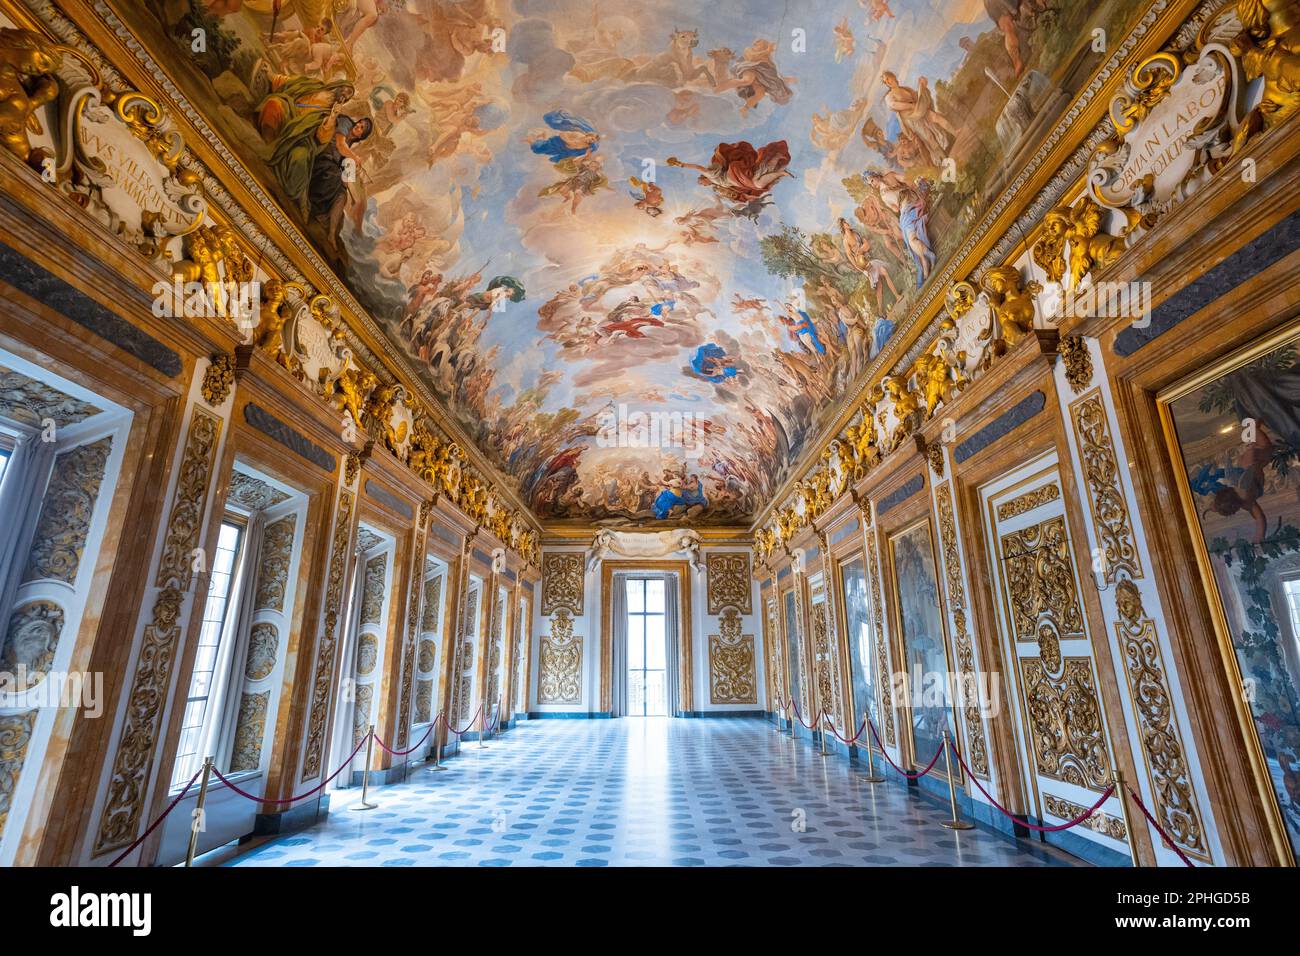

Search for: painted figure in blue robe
xmin=653 ymin=476 xmax=706 ymax=520
xmin=865 ymin=170 xmax=936 ymax=288
xmin=528 ymin=110 xmax=600 ymax=163
xmin=691 ymin=343 xmax=738 ymax=383
xmin=872 ymin=314 xmax=895 ymax=353
xmin=780 ymin=302 xmax=826 ymax=356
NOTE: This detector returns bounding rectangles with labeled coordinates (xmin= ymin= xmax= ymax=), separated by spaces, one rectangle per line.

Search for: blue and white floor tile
xmin=227 ymin=718 xmax=1079 ymax=867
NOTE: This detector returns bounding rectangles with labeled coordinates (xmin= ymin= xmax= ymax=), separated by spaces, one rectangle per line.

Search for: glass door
xmin=626 ymin=577 xmax=667 ymax=716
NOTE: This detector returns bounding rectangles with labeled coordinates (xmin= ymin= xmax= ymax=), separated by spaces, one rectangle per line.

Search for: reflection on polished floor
xmin=226 ymin=719 xmax=1080 ymax=867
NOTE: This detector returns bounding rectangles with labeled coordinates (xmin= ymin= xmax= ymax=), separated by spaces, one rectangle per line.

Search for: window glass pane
xmin=645 ymin=615 xmax=665 ymax=670
xmin=626 ymin=578 xmax=644 ymax=612
xmin=645 ymin=669 xmax=666 ymax=716
xmin=172 ymin=519 xmax=244 ymax=787
xmin=627 ymin=616 xmax=645 ymax=668
xmin=0 ymin=448 xmax=10 ymax=488
xmin=628 ymin=670 xmax=645 ymax=715
xmin=645 ymin=578 xmax=665 ymax=613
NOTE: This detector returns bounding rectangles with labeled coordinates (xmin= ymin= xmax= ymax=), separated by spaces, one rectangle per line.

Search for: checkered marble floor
xmin=226 ymin=718 xmax=1079 ymax=867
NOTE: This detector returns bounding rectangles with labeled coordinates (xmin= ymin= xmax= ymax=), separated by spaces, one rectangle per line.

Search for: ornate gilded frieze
xmin=864 ymin=523 xmax=895 ymax=746
xmin=95 ymin=408 xmax=221 ymax=854
xmin=229 ymin=691 xmax=269 ymax=773
xmin=810 ymin=602 xmax=841 ymax=721
xmin=538 ymin=609 xmax=581 ymax=705
xmin=765 ymin=596 xmax=783 ymax=707
xmin=301 ymin=488 xmax=354 ymax=781
xmin=0 ymin=364 xmax=101 ymax=428
xmin=22 ymin=437 xmax=112 ymax=586
xmin=709 ymin=608 xmax=757 ymax=705
xmin=252 ymin=515 xmax=296 ymax=612
xmin=1044 ymin=792 xmax=1127 ymax=841
xmin=420 ymin=574 xmax=442 ymax=632
xmin=243 ymin=622 xmax=278 ymax=682
xmin=935 ymin=483 xmax=989 ymax=779
xmin=1070 ymin=390 xmax=1142 ymax=583
xmin=0 ymin=710 xmax=37 ymax=840
xmin=705 ymin=552 xmax=752 ymax=615
xmin=1113 ymin=580 xmax=1207 ymax=859
xmin=997 ymin=483 xmax=1061 ymax=521
xmin=351 ymin=683 xmax=374 ymax=745
xmin=541 ymin=553 xmax=584 ymax=616
xmin=415 ymin=680 xmax=433 ymax=724
xmin=1000 ymin=515 xmax=1110 ymax=792
xmin=395 ymin=519 xmax=429 ymax=748
xmin=360 ymin=554 xmax=387 ymax=625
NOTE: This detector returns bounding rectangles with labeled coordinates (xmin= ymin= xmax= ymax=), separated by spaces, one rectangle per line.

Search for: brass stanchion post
xmin=818 ymin=712 xmax=831 ymax=758
xmin=352 ymin=726 xmax=378 ymax=810
xmin=938 ymin=731 xmax=973 ymax=830
xmin=785 ymin=699 xmax=796 ymax=738
xmin=428 ymin=714 xmax=448 ymax=773
xmin=859 ymin=723 xmax=884 ymax=783
xmin=1113 ymin=768 xmax=1141 ymax=868
xmin=478 ymin=704 xmax=487 ymax=748
xmin=184 ymin=756 xmax=213 ymax=867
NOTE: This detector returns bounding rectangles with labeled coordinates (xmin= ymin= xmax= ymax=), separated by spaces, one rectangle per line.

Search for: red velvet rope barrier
xmin=208 ymin=732 xmax=369 ymax=806
xmin=374 ymin=718 xmax=438 ymax=757
xmin=107 ymin=766 xmax=204 ymax=868
xmin=1126 ymin=787 xmax=1196 ymax=867
xmin=947 ymin=739 xmax=1115 ymax=833
xmin=865 ymin=718 xmax=944 ymax=779
xmin=824 ymin=714 xmax=869 ymax=746
xmin=446 ymin=702 xmax=484 ymax=737
xmin=789 ymin=700 xmax=824 ymax=731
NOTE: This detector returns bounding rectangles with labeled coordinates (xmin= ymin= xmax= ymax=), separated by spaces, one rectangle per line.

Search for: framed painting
xmin=886 ymin=517 xmax=958 ymax=776
xmin=1160 ymin=323 xmax=1300 ymax=862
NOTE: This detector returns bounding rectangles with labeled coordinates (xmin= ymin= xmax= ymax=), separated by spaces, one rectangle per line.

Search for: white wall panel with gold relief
xmin=83 ymin=356 xmax=235 ymax=865
xmin=1054 ymin=336 xmax=1221 ymax=866
xmin=337 ymin=530 xmax=395 ymax=778
xmin=979 ymin=451 xmax=1130 ymax=861
xmin=531 ymin=548 xmax=593 ymax=713
xmin=697 ymin=545 xmax=763 ymax=714
xmin=926 ymin=445 xmax=997 ymax=803
xmin=0 ymin=352 xmax=132 ymax=866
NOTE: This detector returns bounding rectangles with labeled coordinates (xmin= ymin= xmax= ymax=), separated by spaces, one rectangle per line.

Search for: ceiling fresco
xmin=137 ymin=0 xmax=1148 ymax=526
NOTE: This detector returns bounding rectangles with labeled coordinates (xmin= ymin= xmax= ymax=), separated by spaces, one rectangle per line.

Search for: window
xmin=1286 ymin=578 xmax=1300 ymax=651
xmin=172 ymin=521 xmax=245 ymax=787
xmin=0 ymin=446 xmax=10 ymax=489
xmin=626 ymin=577 xmax=667 ymax=716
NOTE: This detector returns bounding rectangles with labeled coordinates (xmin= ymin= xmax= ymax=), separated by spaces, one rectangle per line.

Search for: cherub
xmin=628 ymin=176 xmax=665 ymax=217
xmin=833 ymin=19 xmax=855 ymax=63
xmin=860 ymin=0 xmax=895 ymax=22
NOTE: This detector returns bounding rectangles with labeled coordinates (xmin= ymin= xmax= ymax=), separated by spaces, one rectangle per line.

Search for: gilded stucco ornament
xmin=200 ymin=353 xmax=235 ymax=407
xmin=0 ymin=27 xmax=63 ymax=170
xmin=1228 ymin=0 xmax=1300 ymax=156
xmin=981 ymin=265 xmax=1041 ymax=349
xmin=332 ymin=365 xmax=378 ymax=437
xmin=1033 ymin=197 xmax=1127 ymax=290
xmin=1058 ymin=335 xmax=1094 ymax=394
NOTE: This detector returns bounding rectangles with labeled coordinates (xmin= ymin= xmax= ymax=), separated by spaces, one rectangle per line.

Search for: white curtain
xmin=0 ymin=435 xmax=55 ymax=622
xmin=209 ymin=511 xmax=265 ymax=772
xmin=610 ymin=573 xmax=628 ymax=717
xmin=664 ymin=573 xmax=681 ymax=717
